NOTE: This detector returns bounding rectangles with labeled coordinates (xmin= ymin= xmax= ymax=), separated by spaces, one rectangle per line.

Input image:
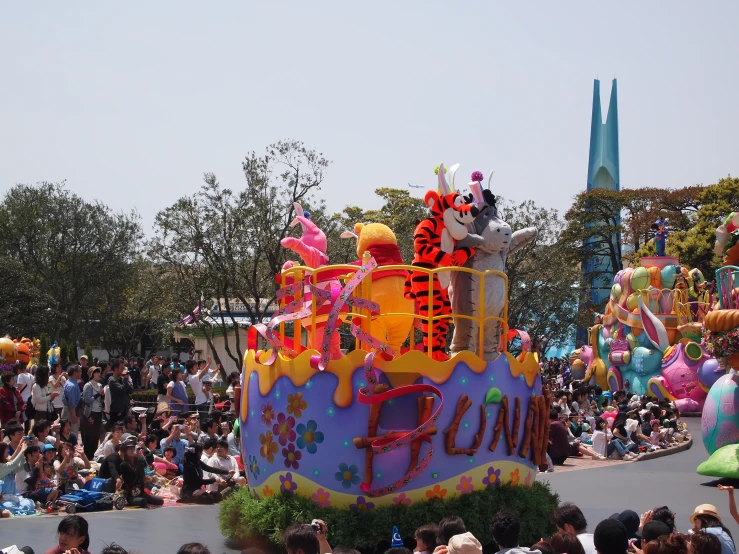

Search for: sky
xmin=2 ymin=3 xmax=738 ymax=233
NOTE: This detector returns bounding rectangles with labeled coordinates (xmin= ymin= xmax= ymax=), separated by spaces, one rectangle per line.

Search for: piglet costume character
xmin=281 ymin=203 xmax=345 ymax=359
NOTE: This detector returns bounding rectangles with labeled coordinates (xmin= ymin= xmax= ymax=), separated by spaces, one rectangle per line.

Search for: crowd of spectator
xmin=542 ymin=358 xmax=689 ymax=469
xmin=0 ymin=354 xmax=244 ymax=517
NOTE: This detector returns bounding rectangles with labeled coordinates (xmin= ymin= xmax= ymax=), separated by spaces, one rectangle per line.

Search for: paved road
xmin=4 ymin=504 xmax=240 ymax=554
xmin=538 ymin=418 xmax=739 ymax=537
xmin=6 ymin=419 xmax=735 ymax=553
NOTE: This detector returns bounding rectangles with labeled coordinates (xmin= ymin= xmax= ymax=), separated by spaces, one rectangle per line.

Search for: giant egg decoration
xmin=0 ymin=337 xmax=17 ymax=364
xmin=630 ymin=267 xmax=650 ymax=292
xmin=702 ymin=373 xmax=739 ymax=455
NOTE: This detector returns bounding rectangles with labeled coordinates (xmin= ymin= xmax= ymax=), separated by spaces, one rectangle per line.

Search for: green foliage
xmin=39 ymin=333 xmax=50 ymax=366
xmin=0 ymin=257 xmax=57 ymax=338
xmin=84 ymin=343 xmax=94 ymax=363
xmin=129 ymin=385 xmax=227 ymax=405
xmin=219 ymin=484 xmax=559 ymax=550
xmin=0 ymin=182 xmax=142 ymax=343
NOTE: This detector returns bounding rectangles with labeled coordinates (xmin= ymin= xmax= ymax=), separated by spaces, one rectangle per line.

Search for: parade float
xmin=238 ymin=166 xmax=548 ymax=509
xmin=696 ymin=213 xmax=739 ymax=477
xmin=572 ymin=221 xmax=721 ymax=413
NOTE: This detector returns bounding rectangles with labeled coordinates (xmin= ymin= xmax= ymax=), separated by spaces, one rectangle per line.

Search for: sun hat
xmin=447 ymin=533 xmax=482 ymax=554
xmin=156 ymin=401 xmax=171 ymax=416
xmin=690 ymin=504 xmax=722 ymax=525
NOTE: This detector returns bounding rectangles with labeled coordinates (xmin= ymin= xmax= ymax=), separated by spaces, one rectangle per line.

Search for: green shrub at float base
xmin=219 ymin=482 xmax=559 ymax=550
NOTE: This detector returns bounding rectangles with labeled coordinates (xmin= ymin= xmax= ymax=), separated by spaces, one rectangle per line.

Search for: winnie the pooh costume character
xmin=342 ymin=222 xmax=415 ymax=356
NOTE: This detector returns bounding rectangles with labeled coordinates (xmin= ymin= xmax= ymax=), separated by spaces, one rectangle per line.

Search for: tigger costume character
xmin=404 ymin=163 xmax=479 ymax=361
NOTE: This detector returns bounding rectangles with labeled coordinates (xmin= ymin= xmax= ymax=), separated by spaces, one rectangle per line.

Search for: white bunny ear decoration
xmin=448 ymin=163 xmax=460 ymax=192
xmin=638 ymin=295 xmax=670 ymax=352
xmin=340 ymin=231 xmax=358 ymax=239
xmin=437 ymin=163 xmax=451 ymax=196
xmin=487 ymin=170 xmax=495 ymax=190
xmin=289 ymin=202 xmax=305 ymax=228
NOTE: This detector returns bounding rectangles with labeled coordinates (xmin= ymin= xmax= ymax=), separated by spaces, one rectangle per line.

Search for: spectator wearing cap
xmin=490 ymin=509 xmax=540 ymax=554
xmin=608 ymin=511 xmax=639 ymax=541
xmin=594 ymin=519 xmax=628 ymax=554
xmin=202 ymin=377 xmax=220 ymax=414
xmin=447 ymin=533 xmax=482 ymax=554
xmin=690 ymin=504 xmax=736 ymax=554
xmin=552 ymin=503 xmax=595 ymax=554
xmin=638 ymin=521 xmax=672 ymax=547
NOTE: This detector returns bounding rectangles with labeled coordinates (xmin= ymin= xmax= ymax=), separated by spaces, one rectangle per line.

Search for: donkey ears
xmin=340 ymin=231 xmax=358 ymax=239
xmin=638 ymin=295 xmax=669 ymax=351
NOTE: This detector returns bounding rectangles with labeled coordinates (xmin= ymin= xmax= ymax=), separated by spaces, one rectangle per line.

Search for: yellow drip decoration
xmin=241 ymin=349 xmax=538 ymax=422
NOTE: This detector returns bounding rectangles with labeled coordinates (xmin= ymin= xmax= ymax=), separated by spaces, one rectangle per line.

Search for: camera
xmin=310 ymin=520 xmax=323 ymax=535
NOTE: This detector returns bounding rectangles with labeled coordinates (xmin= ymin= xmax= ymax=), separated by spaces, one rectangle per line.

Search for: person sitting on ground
xmin=490 ymin=509 xmax=541 ymax=554
xmin=198 ymin=418 xmax=222 ymax=445
xmin=552 ymin=503 xmax=595 ymax=554
xmin=227 ymin=419 xmax=241 ymax=457
xmin=0 ymin=440 xmax=29 ymax=517
xmin=550 ymin=532 xmax=584 ymax=554
xmin=44 ymin=515 xmax=91 ymax=554
xmin=548 ymin=408 xmax=570 ymax=465
xmin=690 ymin=531 xmax=723 ymax=554
xmin=31 ymin=420 xmax=57 ymax=447
xmin=152 ymin=446 xmax=179 ymax=477
xmin=178 ymin=443 xmax=233 ymax=504
xmin=593 ymin=519 xmax=628 ymax=554
xmin=118 ymin=437 xmax=164 ymax=508
xmin=414 ymin=525 xmax=438 ymax=554
xmin=20 ymin=444 xmax=60 ymax=507
xmin=160 ymin=422 xmax=194 ymax=468
xmin=99 ymin=443 xmax=126 ymax=493
xmin=205 ymin=439 xmax=243 ymax=498
xmin=94 ymin=423 xmax=125 ymax=463
xmin=5 ymin=423 xmax=25 ymax=455
xmin=689 ymin=504 xmax=736 ymax=554
xmin=54 ymin=442 xmax=91 ymax=494
xmin=123 ymin=413 xmax=147 ymax=441
xmin=611 ymin=413 xmax=640 ymax=461
xmin=281 ymin=520 xmax=332 ymax=554
xmin=56 ymin=418 xmax=78 ymax=447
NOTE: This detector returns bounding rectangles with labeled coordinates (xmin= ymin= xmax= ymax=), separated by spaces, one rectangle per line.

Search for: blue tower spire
xmin=581 ymin=78 xmax=622 ymax=320
xmin=587 ymin=79 xmax=620 ymax=191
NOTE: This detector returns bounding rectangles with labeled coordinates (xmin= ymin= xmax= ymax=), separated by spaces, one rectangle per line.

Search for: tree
xmin=149 ymin=140 xmax=331 ymax=370
xmin=500 ymin=199 xmax=589 ymax=351
xmin=0 ymin=257 xmax=57 ymax=338
xmin=562 ymin=189 xmax=623 ymax=294
xmin=0 ymin=182 xmax=142 ymax=342
xmin=39 ymin=333 xmax=50 ymax=366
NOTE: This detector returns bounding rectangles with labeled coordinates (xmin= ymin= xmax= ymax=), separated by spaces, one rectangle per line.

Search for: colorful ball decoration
xmin=630 ymin=267 xmax=650 ymax=292
xmin=611 ymin=283 xmax=622 ymax=300
xmin=0 ymin=337 xmax=17 ymax=364
xmin=702 ymin=373 xmax=739 ymax=455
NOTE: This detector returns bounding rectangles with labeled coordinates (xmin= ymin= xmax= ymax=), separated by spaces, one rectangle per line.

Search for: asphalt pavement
xmin=538 ymin=418 xmax=739 ymax=536
xmin=3 ymin=419 xmax=734 ymax=553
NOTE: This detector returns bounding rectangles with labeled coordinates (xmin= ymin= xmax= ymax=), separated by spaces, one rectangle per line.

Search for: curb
xmin=634 ymin=436 xmax=693 ymax=462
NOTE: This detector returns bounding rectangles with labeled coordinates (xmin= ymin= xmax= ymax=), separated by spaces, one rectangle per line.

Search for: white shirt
xmin=16 ymin=373 xmax=34 ymax=403
xmin=577 ymin=533 xmax=596 ymax=554
xmin=32 ymin=383 xmax=54 ymax=413
xmin=190 ymin=373 xmax=206 ymax=405
xmin=50 ymin=375 xmax=66 ymax=408
xmin=149 ymin=364 xmax=160 ymax=384
xmin=206 ymin=453 xmax=239 ymax=492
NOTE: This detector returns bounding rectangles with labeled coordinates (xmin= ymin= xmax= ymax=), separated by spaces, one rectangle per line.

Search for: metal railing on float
xmin=717 ymin=266 xmax=739 ymax=310
xmin=275 ymin=262 xmax=509 ymax=360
